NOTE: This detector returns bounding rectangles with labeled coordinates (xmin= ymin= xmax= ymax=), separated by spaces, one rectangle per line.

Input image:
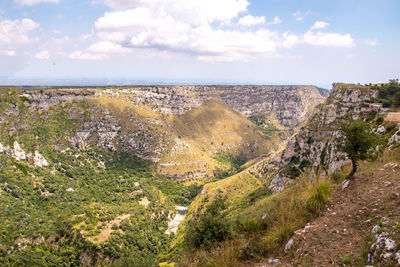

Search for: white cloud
xmin=35 ymin=50 xmax=50 ymax=60
xmin=94 ymin=7 xmax=281 ymax=61
xmin=0 ymin=18 xmax=39 ymax=45
xmin=100 ymin=0 xmax=249 ymax=25
xmin=292 ymin=11 xmax=304 ymax=21
xmin=13 ymin=0 xmax=59 ymax=6
xmin=69 ymin=51 xmax=109 ymax=60
xmin=88 ymin=41 xmax=130 ymax=53
xmin=0 ymin=50 xmax=16 ymax=56
xmin=267 ymin=16 xmax=282 ymax=25
xmin=80 ymin=1 xmax=356 ymax=62
xmin=282 ymin=32 xmax=299 ymax=48
xmin=237 ymin=15 xmax=265 ymax=26
xmin=365 ymin=38 xmax=378 ymax=46
xmin=303 ymin=31 xmax=355 ymax=47
xmin=80 ymin=34 xmax=93 ymax=41
xmin=310 ymin=21 xmax=329 ymax=30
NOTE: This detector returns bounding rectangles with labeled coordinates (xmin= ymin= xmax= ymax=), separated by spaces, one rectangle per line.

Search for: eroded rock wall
xmin=252 ymin=83 xmax=385 ymax=191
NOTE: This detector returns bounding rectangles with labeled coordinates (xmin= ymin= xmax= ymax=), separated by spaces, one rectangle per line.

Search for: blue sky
xmin=0 ymin=0 xmax=399 ymax=88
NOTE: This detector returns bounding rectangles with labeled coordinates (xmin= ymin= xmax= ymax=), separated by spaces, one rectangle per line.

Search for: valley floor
xmin=257 ymin=154 xmax=400 ymax=266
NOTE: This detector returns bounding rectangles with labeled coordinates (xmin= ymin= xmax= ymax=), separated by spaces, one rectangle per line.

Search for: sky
xmin=0 ymin=0 xmax=399 ymax=88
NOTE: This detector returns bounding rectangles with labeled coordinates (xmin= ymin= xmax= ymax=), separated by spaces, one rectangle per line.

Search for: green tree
xmin=337 ymin=119 xmax=379 ymax=178
xmin=394 ymin=92 xmax=400 ymax=107
xmin=185 ymin=194 xmax=231 ymax=248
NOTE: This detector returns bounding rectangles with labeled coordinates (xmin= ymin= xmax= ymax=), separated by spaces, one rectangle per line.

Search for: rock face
xmin=33 ymin=151 xmax=49 ymax=167
xmin=368 ymin=221 xmax=400 ymax=265
xmin=0 ymin=141 xmax=50 ymax=168
xmin=7 ymin=85 xmax=328 ymax=179
xmin=12 ymin=141 xmax=26 ymax=161
xmin=96 ymin=85 xmax=327 ymax=127
xmin=252 ymin=83 xmax=385 ymax=191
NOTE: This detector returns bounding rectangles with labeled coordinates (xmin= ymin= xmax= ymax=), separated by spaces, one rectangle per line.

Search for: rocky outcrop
xmin=253 ymin=83 xmax=385 ymax=191
xmin=12 ymin=141 xmax=26 ymax=161
xmin=97 ymin=85 xmax=327 ymax=127
xmin=0 ymin=141 xmax=50 ymax=168
xmin=21 ymin=89 xmax=95 ymax=111
xmin=368 ymin=220 xmax=400 ymax=265
xmin=33 ymin=151 xmax=49 ymax=167
xmin=5 ymin=85 xmax=328 ymax=179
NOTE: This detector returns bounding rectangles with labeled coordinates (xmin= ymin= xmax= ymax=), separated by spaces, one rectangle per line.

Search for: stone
xmin=342 ymin=180 xmax=350 ymax=189
xmin=284 ymin=238 xmax=294 ymax=252
xmin=385 ymin=238 xmax=396 ymax=251
xmin=66 ymin=188 xmax=74 ymax=192
xmin=382 ymin=253 xmax=392 ymax=259
xmin=12 ymin=142 xmax=26 ymax=161
xmin=384 ymin=163 xmax=399 ymax=169
xmin=388 ymin=130 xmax=400 ymax=146
xmin=372 ymin=225 xmax=381 ymax=234
xmin=395 ymin=252 xmax=400 ymax=264
xmin=33 ymin=151 xmax=49 ymax=167
xmin=0 ymin=143 xmax=4 ymax=153
xmin=376 ymin=126 xmax=386 ymax=134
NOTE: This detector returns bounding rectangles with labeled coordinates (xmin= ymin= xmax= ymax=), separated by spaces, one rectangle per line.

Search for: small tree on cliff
xmin=337 ymin=119 xmax=379 ymax=178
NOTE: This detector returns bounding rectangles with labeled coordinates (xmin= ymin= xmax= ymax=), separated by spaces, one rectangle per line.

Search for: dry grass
xmin=176 ymin=149 xmax=400 ymax=266
xmin=92 ymin=96 xmax=278 ymax=179
xmin=173 ymin=170 xmax=337 ymax=266
xmin=159 ymin=100 xmax=276 ymax=177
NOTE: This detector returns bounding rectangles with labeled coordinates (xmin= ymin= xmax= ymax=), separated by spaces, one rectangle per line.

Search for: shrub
xmin=305 ymin=179 xmax=332 ymax=214
xmin=185 ymin=195 xmax=232 ymax=249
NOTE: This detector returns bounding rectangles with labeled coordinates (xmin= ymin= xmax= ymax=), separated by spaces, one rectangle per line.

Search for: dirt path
xmin=257 ymin=161 xmax=400 ymax=266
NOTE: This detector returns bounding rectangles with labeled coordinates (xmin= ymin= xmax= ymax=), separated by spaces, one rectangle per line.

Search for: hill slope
xmin=16 ymin=85 xmax=327 ymax=179
xmin=172 ymin=82 xmax=400 ymax=267
xmin=0 ymin=85 xmax=326 ymax=265
xmin=259 ymin=149 xmax=400 ymax=266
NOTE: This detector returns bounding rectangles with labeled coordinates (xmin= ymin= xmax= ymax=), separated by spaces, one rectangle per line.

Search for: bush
xmin=305 ymin=179 xmax=332 ymax=214
xmin=185 ymin=195 xmax=232 ymax=249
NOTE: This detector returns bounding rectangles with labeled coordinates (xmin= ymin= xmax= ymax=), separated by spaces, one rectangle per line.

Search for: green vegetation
xmin=249 ymin=114 xmax=280 ymax=139
xmin=304 ymin=179 xmax=332 ymax=213
xmin=0 ymin=88 xmax=201 ymax=265
xmin=185 ymin=195 xmax=232 ymax=249
xmin=337 ymin=119 xmax=380 ymax=178
xmin=212 ymin=152 xmax=246 ymax=181
xmin=340 ymin=255 xmax=352 ymax=265
xmin=176 ymin=174 xmax=336 ymax=266
xmin=371 ymin=79 xmax=400 ymax=107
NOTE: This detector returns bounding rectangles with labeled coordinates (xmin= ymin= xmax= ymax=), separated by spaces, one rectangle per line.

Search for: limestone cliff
xmin=252 ymin=83 xmax=385 ymax=191
xmin=8 ymin=85 xmax=328 ymax=179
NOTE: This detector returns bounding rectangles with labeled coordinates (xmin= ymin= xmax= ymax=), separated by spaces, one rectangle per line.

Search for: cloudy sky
xmin=0 ymin=0 xmax=399 ymax=87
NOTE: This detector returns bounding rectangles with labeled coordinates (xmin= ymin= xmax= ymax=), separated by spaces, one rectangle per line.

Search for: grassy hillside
xmin=84 ymin=92 xmax=287 ymax=180
xmin=170 ymin=83 xmax=400 ymax=266
xmin=0 ymin=85 xmax=326 ymax=266
xmin=160 ymin=100 xmax=277 ymax=178
xmin=173 ymin=145 xmax=400 ymax=266
xmin=0 ymin=88 xmax=202 ymax=265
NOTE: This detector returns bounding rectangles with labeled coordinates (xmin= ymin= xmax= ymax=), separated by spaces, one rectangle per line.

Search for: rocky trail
xmin=257 ymin=159 xmax=400 ymax=266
